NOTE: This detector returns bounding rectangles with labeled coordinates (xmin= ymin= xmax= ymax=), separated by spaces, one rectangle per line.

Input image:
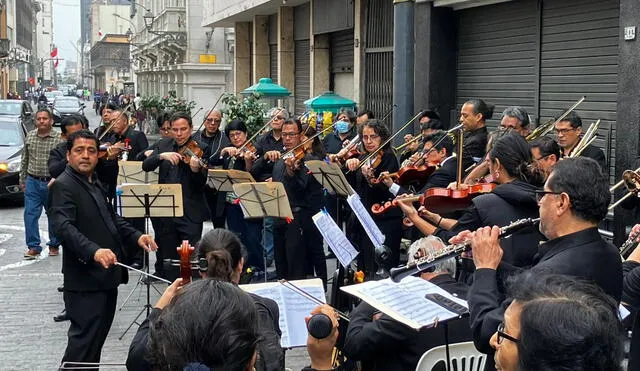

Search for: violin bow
xmin=353 ymin=111 xmax=424 ymax=172
xmin=194 ymin=93 xmax=225 ymax=134
xmin=236 ymin=107 xmax=285 ymax=153
xmin=98 ymin=102 xmax=135 ymax=141
xmin=281 ymin=121 xmax=339 ymax=158
xmin=379 ymin=104 xmax=398 ymax=123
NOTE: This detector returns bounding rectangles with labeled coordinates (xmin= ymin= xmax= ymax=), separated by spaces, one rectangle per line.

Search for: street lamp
xmin=143 ymin=11 xmax=155 ymax=31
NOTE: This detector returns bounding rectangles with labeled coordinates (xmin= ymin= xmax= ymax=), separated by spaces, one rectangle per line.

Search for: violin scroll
xmin=177 ymin=240 xmax=195 ymax=284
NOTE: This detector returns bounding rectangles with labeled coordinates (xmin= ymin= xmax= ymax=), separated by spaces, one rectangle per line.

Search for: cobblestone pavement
xmin=0 ymin=107 xmax=311 ymax=370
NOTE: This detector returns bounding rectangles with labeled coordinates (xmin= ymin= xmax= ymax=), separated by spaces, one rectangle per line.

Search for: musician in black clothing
xmin=252 ymin=108 xmax=287 ymax=181
xmin=48 ymin=130 xmax=157 ymax=368
xmin=459 ymin=99 xmax=491 ymax=168
xmin=193 ymin=109 xmax=230 ymax=229
xmin=218 ymin=119 xmax=264 ymax=271
xmin=342 ymin=119 xmax=402 ymax=277
xmin=271 ymin=119 xmax=327 ymax=285
xmin=142 ymin=112 xmax=208 ymax=280
xmin=457 ymin=157 xmax=622 ymax=371
xmin=399 ymin=134 xmax=545 ymax=272
xmin=554 ymin=111 xmax=606 ymax=170
xmin=530 ymin=135 xmax=561 ymax=179
xmin=323 ymin=109 xmax=358 ymax=155
xmin=49 ymin=115 xmax=86 ymax=179
xmin=343 ymin=258 xmax=472 ymax=371
xmin=623 ymin=234 xmax=640 ymax=371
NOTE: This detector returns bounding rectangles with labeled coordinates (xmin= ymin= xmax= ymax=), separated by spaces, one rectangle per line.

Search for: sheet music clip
xmin=208 ymin=169 xmax=256 ymax=192
xmin=304 ymin=160 xmax=354 ymax=198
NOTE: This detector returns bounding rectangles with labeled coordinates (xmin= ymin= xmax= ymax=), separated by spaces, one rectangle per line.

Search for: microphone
xmin=307 ymin=313 xmax=333 ymax=339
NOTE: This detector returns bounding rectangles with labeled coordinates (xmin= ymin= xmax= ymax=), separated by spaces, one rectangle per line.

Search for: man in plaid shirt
xmin=20 ymin=108 xmax=62 ymax=259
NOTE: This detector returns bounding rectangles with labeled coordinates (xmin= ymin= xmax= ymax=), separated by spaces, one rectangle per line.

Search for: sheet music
xmin=304 ymin=160 xmax=354 ymax=197
xmin=240 ymin=278 xmax=326 ymax=348
xmin=341 ymin=276 xmax=468 ymax=329
xmin=346 ymin=193 xmax=385 ymax=247
xmin=312 ymin=210 xmax=358 ymax=268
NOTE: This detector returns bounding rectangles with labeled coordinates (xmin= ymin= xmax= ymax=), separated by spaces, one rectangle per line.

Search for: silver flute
xmin=389 ymin=218 xmax=540 ymax=282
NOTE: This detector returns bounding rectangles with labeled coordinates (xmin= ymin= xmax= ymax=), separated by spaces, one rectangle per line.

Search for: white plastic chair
xmin=415 ymin=341 xmax=487 ymax=371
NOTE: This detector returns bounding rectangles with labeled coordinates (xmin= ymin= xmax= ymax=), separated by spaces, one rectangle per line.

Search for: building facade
xmin=205 ymin=0 xmax=640 ymax=243
xmin=130 ymin=0 xmax=232 ymax=124
xmin=35 ymin=0 xmax=53 ymax=87
xmin=90 ymin=34 xmax=131 ymax=94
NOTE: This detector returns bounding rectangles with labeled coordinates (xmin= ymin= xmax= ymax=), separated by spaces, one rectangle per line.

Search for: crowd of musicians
xmin=24 ymin=96 xmax=640 ymax=370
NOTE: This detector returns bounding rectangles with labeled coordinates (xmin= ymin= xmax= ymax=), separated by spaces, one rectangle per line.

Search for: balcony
xmin=0 ymin=39 xmax=10 ymax=58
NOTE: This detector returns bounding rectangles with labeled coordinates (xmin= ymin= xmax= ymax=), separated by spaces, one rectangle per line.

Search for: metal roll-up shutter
xmin=364 ymin=0 xmax=394 ymax=127
xmin=455 ymin=0 xmax=538 ymax=130
xmin=295 ymin=39 xmax=311 ymax=115
xmin=270 ymin=44 xmax=278 ymax=83
xmin=330 ymin=29 xmax=354 ymax=73
xmin=540 ymin=0 xmax=619 ymax=179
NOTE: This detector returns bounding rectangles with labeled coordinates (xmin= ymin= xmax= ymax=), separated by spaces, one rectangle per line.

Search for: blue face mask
xmin=335 ymin=120 xmax=350 ymax=134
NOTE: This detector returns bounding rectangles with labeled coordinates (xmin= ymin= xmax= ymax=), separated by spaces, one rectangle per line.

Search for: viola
xmin=177 ymin=240 xmax=195 ymax=284
xmin=178 ymin=139 xmax=207 ymax=168
xmin=371 ymin=183 xmax=496 ymax=215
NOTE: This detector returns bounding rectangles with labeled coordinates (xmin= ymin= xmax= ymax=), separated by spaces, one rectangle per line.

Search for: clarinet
xmin=620 ymin=229 xmax=640 ymax=259
xmin=389 ymin=217 xmax=540 ymax=283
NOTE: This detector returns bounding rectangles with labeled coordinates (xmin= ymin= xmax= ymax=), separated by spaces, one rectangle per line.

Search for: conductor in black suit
xmin=48 ymin=130 xmax=157 ymax=368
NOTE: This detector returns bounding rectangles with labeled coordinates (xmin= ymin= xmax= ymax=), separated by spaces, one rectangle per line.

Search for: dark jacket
xmin=272 ymin=153 xmax=325 ymax=212
xmin=48 ymin=166 xmax=142 ymax=291
xmin=142 ymin=137 xmax=208 ymax=224
xmin=343 ymin=274 xmax=472 ymax=371
xmin=462 ymin=126 xmax=488 ymax=166
xmin=48 ymin=142 xmax=67 ymax=178
xmin=126 ymin=292 xmax=283 ymax=371
xmin=323 ymin=127 xmax=356 ymax=155
xmin=435 ymin=180 xmax=544 ymax=269
xmin=192 ymin=129 xmax=230 ymax=164
xmin=573 ymin=143 xmax=607 ymax=171
xmin=116 ymin=126 xmax=149 ymax=162
xmin=469 ymin=227 xmax=623 ymax=370
xmin=623 ymin=261 xmax=640 ymax=371
xmin=252 ymin=131 xmax=283 ymax=181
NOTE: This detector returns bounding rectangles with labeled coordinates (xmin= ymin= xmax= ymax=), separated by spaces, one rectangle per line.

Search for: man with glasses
xmin=193 ymin=109 xmax=230 ymax=229
xmin=554 ymin=111 xmax=606 ymax=170
xmin=451 ymin=157 xmax=622 ymax=370
xmin=490 ymin=273 xmax=623 ymax=371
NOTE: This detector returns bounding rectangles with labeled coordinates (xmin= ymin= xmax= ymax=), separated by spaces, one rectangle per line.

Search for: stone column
xmin=234 ymin=22 xmax=251 ymax=92
xmin=253 ymin=15 xmax=270 ymax=84
xmin=393 ymin=0 xmax=414 ymax=146
xmin=278 ymin=6 xmax=295 ymax=92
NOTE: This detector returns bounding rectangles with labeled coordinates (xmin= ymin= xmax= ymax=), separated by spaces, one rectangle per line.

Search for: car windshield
xmin=0 ymin=103 xmax=22 ymax=115
xmin=55 ymin=100 xmax=78 ymax=108
xmin=0 ymin=124 xmax=22 ymax=146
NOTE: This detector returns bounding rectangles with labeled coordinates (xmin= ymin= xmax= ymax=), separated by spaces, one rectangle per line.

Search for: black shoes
xmin=53 ymin=310 xmax=69 ymax=322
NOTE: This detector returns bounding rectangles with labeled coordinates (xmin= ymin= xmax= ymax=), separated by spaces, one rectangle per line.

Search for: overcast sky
xmin=52 ymin=0 xmax=81 ymax=68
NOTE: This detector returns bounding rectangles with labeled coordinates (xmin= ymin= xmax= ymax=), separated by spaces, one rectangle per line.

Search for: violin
xmin=98 ymin=141 xmax=131 ymax=160
xmin=371 ymin=183 xmax=496 ymax=215
xmin=372 ymin=163 xmax=438 ymax=186
xmin=177 ymin=240 xmax=195 ymax=284
xmin=178 ymin=139 xmax=207 ymax=168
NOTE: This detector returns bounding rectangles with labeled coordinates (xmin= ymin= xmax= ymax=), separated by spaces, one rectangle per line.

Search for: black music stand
xmin=116 ymin=183 xmax=183 ymax=340
xmin=232 ymin=182 xmax=293 ymax=283
xmin=304 ymin=161 xmax=357 ymax=311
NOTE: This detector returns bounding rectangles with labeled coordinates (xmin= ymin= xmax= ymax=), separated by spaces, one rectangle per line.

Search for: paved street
xmin=0 ymin=107 xmax=310 ymax=370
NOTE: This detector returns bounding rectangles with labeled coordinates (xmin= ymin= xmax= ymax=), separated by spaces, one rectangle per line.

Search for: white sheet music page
xmin=312 ymin=210 xmax=358 ymax=268
xmin=240 ymin=278 xmax=326 ymax=348
xmin=340 ymin=276 xmax=468 ymax=329
xmin=346 ymin=193 xmax=385 ymax=247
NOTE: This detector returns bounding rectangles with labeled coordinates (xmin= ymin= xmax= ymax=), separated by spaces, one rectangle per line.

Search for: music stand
xmin=116 ymin=183 xmax=183 ymax=340
xmin=233 ymin=182 xmax=293 ymax=282
xmin=304 ymin=160 xmax=354 ymax=198
xmin=207 ymin=169 xmax=255 ymax=192
xmin=118 ymin=160 xmax=159 ymax=185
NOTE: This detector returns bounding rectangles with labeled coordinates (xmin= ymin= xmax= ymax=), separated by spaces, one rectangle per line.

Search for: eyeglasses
xmin=160 ymin=127 xmax=171 ymax=132
xmin=229 ymin=132 xmax=245 ymax=138
xmin=273 ymin=116 xmax=285 ymax=120
xmin=496 ymin=322 xmax=520 ymax=344
xmin=282 ymin=132 xmax=299 ymax=138
xmin=534 ymin=190 xmax=562 ymax=203
xmin=205 ymin=118 xmax=221 ymax=123
xmin=362 ymin=134 xmax=380 ymax=141
xmin=554 ymin=127 xmax=576 ymax=135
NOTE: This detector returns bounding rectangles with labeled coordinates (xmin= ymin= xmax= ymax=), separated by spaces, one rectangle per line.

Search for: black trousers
xmin=61 ymin=289 xmax=118 ymax=370
xmin=274 ymin=210 xmax=327 ymax=286
xmin=157 ymin=217 xmax=203 ymax=280
xmin=204 ymin=187 xmax=226 ymax=229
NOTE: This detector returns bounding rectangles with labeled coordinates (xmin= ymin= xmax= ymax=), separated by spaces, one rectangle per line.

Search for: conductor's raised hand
xmin=137 ymin=234 xmax=158 ymax=252
xmin=159 ymin=151 xmax=182 ymax=165
xmin=470 ymin=226 xmax=503 ymax=270
xmin=94 ymin=248 xmax=117 ymax=269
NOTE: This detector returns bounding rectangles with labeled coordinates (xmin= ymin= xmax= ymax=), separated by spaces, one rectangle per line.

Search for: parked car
xmin=52 ymin=97 xmax=85 ymax=125
xmin=0 ymin=99 xmax=35 ymax=131
xmin=0 ymin=117 xmax=27 ymax=202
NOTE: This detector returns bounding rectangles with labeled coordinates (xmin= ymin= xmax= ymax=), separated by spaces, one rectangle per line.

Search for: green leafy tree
xmin=220 ymin=92 xmax=268 ymax=136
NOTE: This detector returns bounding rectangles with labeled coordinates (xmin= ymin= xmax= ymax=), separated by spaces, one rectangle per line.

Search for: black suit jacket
xmin=142 ymin=137 xmax=208 ymax=224
xmin=117 ymin=127 xmax=149 ymax=161
xmin=48 ymin=142 xmax=67 ymax=178
xmin=49 ymin=166 xmax=142 ymax=291
xmin=343 ymin=274 xmax=473 ymax=371
xmin=623 ymin=261 xmax=640 ymax=371
xmin=469 ymin=227 xmax=622 ymax=370
xmin=575 ymin=143 xmax=607 ymax=171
